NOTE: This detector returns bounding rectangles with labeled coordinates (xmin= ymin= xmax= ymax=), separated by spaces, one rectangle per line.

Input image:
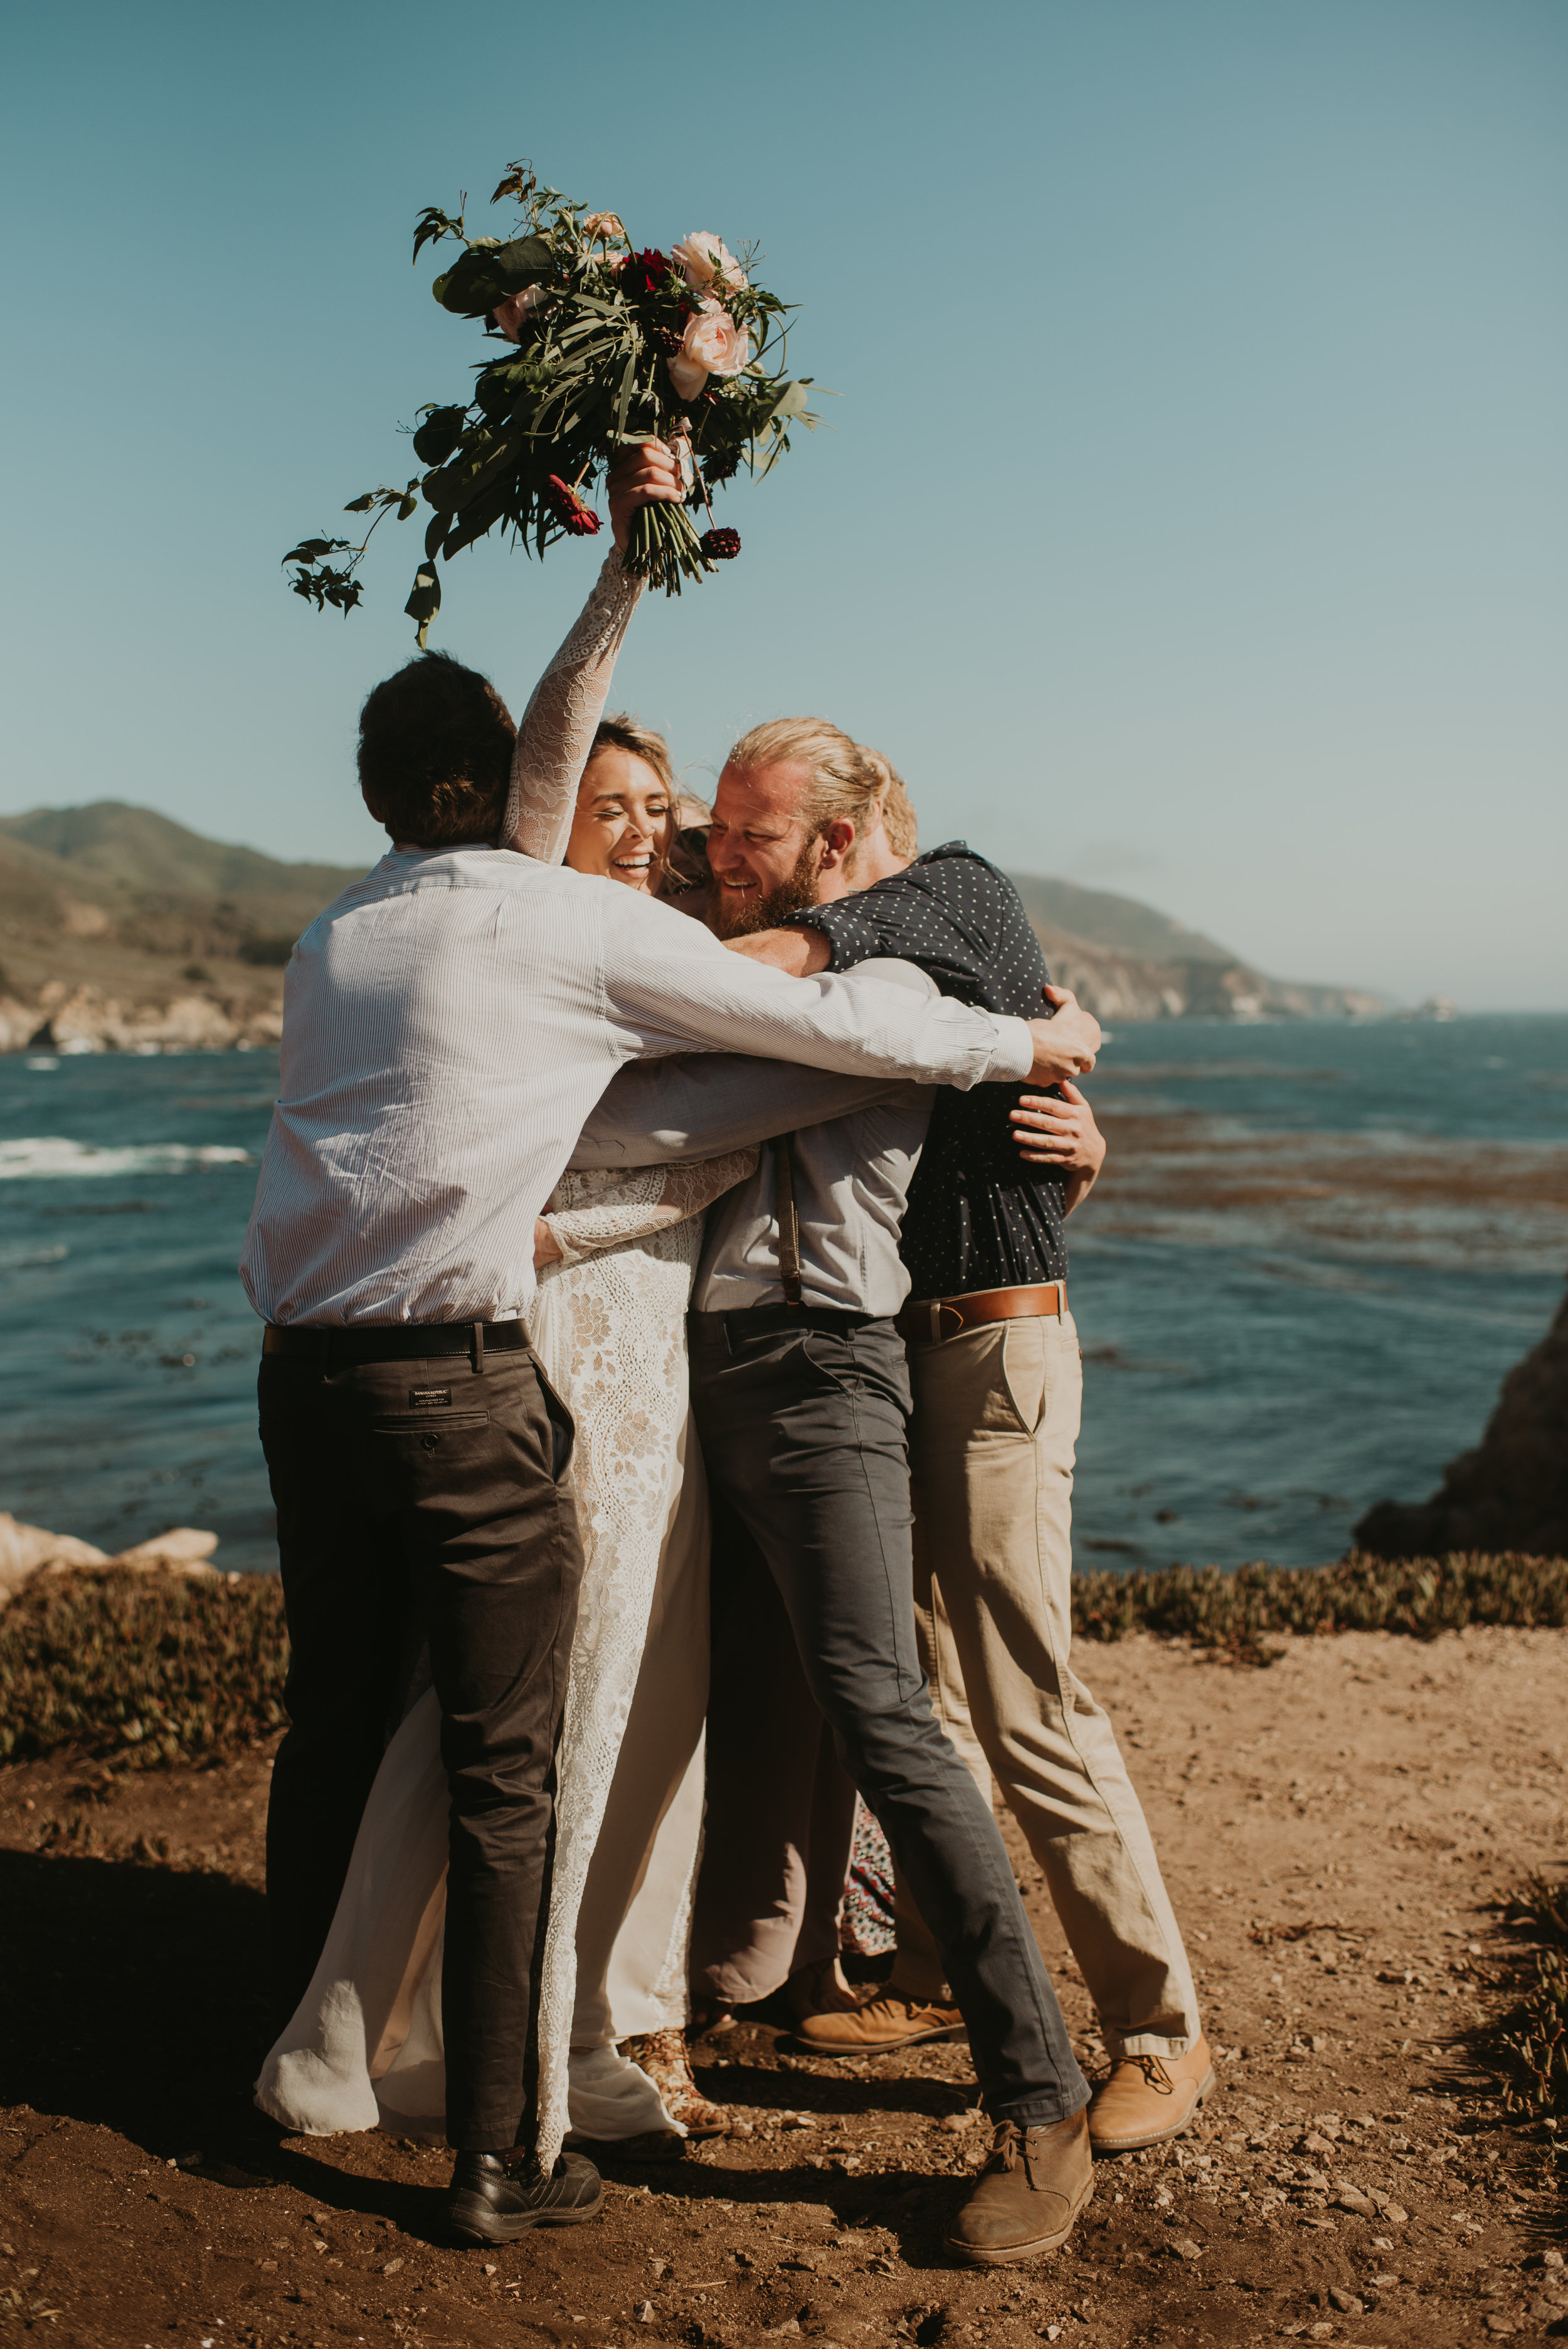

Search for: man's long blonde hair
xmin=726 ymin=716 xmax=918 ymax=862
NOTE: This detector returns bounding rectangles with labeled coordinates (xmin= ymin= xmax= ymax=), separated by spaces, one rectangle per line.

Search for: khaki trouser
xmin=893 ymin=1309 xmax=1200 ymax=2060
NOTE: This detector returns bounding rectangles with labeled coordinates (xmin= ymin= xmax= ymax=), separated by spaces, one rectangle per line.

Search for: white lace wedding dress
xmin=255 ymin=1149 xmax=752 ymax=2160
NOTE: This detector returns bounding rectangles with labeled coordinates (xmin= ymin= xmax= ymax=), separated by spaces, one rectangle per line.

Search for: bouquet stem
xmin=623 ymin=498 xmax=714 ymax=596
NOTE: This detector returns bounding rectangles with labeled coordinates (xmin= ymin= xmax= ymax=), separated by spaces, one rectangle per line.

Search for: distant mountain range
xmin=1007 ymin=873 xmax=1232 ymax=966
xmin=0 ymin=803 xmax=366 ymax=1051
xmin=1007 ymin=869 xmax=1386 ymax=1023
xmin=0 ymin=802 xmax=363 ymax=958
xmin=0 ymin=800 xmax=1384 ymax=1051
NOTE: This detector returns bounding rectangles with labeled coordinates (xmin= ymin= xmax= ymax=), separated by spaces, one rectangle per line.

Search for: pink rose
xmin=582 ymin=210 xmax=627 ymax=247
xmin=492 ymin=284 xmax=546 ymax=342
xmin=672 ymin=231 xmax=747 ymax=294
xmin=667 ymin=302 xmax=751 ymax=400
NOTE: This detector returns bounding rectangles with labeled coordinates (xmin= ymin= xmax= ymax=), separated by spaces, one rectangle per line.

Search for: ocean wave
xmin=0 ymin=1138 xmax=253 ymax=1181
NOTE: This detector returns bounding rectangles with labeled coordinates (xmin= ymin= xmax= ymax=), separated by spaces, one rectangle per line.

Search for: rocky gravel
xmin=1 ymin=1625 xmax=1564 ymax=2346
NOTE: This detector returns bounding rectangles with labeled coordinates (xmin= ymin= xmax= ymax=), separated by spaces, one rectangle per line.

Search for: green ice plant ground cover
xmin=1071 ymin=1551 xmax=1568 ymax=1660
xmin=3 ymin=1554 xmax=1565 ymax=1769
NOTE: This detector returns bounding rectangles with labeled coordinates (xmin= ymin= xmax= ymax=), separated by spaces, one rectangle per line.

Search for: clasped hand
xmin=1010 ymin=1080 xmax=1106 ymax=1175
xmin=1024 ymin=984 xmax=1100 ymax=1083
xmin=607 ymin=443 xmax=684 ymax=551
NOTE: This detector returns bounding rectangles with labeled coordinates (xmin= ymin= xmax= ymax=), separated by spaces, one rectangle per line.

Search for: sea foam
xmin=0 ymin=1138 xmax=252 ymax=1180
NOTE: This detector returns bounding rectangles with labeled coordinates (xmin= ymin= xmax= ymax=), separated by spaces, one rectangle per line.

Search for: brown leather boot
xmin=797 ymin=1992 xmax=965 ymax=2055
xmin=944 ymin=2110 xmax=1094 ymax=2266
xmin=1087 ymin=2037 xmax=1215 ymax=2153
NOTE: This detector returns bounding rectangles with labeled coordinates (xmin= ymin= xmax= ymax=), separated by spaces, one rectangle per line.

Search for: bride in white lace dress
xmin=257 ymin=554 xmax=745 ymax=2165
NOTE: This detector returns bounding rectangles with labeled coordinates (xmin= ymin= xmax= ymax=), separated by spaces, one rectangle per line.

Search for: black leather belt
xmin=262 ymin=1319 xmax=531 ymax=1367
xmin=689 ymin=1304 xmax=879 ymax=1337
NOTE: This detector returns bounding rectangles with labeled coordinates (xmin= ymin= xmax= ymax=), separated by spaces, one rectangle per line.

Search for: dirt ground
xmin=2 ymin=1625 xmax=1565 ymax=2349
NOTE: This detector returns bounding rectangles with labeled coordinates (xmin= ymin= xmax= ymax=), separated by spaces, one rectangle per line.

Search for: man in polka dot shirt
xmin=718 ymin=718 xmax=1212 ymax=2158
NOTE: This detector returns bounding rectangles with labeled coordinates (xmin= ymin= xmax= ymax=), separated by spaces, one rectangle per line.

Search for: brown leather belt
xmin=895 ymin=1281 xmax=1067 ymax=1347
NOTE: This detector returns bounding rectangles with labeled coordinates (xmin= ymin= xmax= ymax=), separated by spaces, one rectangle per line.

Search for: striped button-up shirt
xmin=239 ymin=849 xmax=1034 ymax=1327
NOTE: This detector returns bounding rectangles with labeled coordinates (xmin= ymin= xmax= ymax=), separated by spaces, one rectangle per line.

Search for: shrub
xmin=0 ymin=1567 xmax=288 ymax=1768
xmin=1071 ymin=1551 xmax=1568 ymax=1662
xmin=3 ymin=1551 xmax=1564 ymax=1770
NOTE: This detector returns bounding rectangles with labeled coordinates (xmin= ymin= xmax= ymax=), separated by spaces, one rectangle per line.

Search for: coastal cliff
xmin=1355 ymin=1287 xmax=1568 ymax=1559
xmin=0 ymin=803 xmax=360 ymax=1054
xmin=0 ymin=800 xmax=1387 ymax=1047
xmin=1029 ymin=923 xmax=1385 ymax=1024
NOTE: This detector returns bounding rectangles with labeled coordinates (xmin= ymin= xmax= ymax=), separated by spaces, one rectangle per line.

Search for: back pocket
xmin=373 ymin=1411 xmax=491 ymax=1435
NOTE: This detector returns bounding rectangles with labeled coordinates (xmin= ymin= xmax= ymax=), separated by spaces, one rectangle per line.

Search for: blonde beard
xmin=711 ymin=835 xmax=825 ymax=938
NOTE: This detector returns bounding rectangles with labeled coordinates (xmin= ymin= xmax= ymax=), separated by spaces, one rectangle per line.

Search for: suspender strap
xmin=773 ymin=1133 xmax=804 ymax=1312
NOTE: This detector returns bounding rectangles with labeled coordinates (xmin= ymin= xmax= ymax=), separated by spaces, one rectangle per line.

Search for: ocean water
xmin=1 ymin=1017 xmax=1564 ymax=1576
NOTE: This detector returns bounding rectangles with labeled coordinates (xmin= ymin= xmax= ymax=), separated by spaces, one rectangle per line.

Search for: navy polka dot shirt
xmin=785 ymin=842 xmax=1068 ymax=1299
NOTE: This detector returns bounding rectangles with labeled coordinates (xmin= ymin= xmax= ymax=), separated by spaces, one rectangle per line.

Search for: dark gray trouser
xmin=260 ymin=1345 xmax=583 ymax=2155
xmin=688 ymin=1306 xmax=1088 ymax=2128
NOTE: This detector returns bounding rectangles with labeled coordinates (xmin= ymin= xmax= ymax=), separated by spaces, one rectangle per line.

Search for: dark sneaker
xmin=446 ymin=2149 xmax=604 ymax=2244
xmin=945 ymin=2111 xmax=1094 ymax=2267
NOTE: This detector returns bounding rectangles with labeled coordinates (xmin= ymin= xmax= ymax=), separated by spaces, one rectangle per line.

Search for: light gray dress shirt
xmin=573 ymin=960 xmax=940 ymax=1317
xmin=240 ymin=866 xmax=1030 ymax=1327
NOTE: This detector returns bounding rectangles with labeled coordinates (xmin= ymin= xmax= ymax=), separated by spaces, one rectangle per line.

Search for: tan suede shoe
xmin=795 ymin=1992 xmax=965 ymax=2054
xmin=1087 ymin=2036 xmax=1216 ymax=2152
xmin=945 ymin=2111 xmax=1094 ymax=2266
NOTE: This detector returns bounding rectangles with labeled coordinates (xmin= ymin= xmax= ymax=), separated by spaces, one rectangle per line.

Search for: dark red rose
xmin=544 ymin=475 xmax=601 ymax=538
xmin=622 ymin=247 xmax=674 ymax=301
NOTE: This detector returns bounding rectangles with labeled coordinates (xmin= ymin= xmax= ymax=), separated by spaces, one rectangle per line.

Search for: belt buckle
xmin=929 ymin=1301 xmax=964 ymax=1343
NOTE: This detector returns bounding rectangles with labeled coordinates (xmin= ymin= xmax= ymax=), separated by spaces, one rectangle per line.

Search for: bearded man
xmin=696 ymin=719 xmax=1212 ymax=2163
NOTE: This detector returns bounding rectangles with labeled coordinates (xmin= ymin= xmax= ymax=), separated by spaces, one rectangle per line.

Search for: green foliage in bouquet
xmin=285 ymin=161 xmax=822 ymax=640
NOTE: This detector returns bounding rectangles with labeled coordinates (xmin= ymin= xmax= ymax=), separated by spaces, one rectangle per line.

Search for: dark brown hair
xmin=356 ymin=652 xmax=517 ymax=847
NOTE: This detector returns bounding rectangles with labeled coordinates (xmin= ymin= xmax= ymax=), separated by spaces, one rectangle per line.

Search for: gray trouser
xmin=688 ymin=1307 xmax=1088 ymax=2128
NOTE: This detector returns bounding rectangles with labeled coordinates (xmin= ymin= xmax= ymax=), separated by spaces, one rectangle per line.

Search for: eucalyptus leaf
xmin=768 ymin=381 xmax=812 ymax=422
xmin=405 ymin=564 xmax=441 ymax=649
xmin=411 ymin=405 xmax=468 ymax=466
xmin=434 ymin=234 xmax=554 ymax=318
xmin=281 ymin=537 xmax=350 ymax=565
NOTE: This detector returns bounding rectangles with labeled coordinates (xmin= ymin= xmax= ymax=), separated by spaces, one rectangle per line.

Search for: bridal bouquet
xmin=285 ymin=161 xmax=821 ymax=640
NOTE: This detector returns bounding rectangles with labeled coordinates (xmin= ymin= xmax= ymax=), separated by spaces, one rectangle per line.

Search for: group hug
xmin=241 ymin=447 xmax=1210 ymax=2269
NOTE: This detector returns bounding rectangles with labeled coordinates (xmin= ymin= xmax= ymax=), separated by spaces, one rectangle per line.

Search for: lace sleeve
xmin=543 ymin=1148 xmax=758 ymax=1265
xmin=501 ymin=548 xmax=644 ymax=862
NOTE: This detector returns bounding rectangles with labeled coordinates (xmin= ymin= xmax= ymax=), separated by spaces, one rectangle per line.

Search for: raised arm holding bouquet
xmin=285 ymin=161 xmax=821 ymax=640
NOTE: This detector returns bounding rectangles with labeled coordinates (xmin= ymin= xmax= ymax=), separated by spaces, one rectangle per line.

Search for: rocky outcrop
xmin=0 ymin=1515 xmax=225 ymax=1608
xmin=1 ymin=982 xmax=283 ymax=1055
xmin=1355 ymin=1290 xmax=1568 ymax=1559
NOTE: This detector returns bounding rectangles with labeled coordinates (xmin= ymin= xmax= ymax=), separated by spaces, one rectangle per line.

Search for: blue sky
xmin=3 ymin=0 xmax=1564 ymax=1006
